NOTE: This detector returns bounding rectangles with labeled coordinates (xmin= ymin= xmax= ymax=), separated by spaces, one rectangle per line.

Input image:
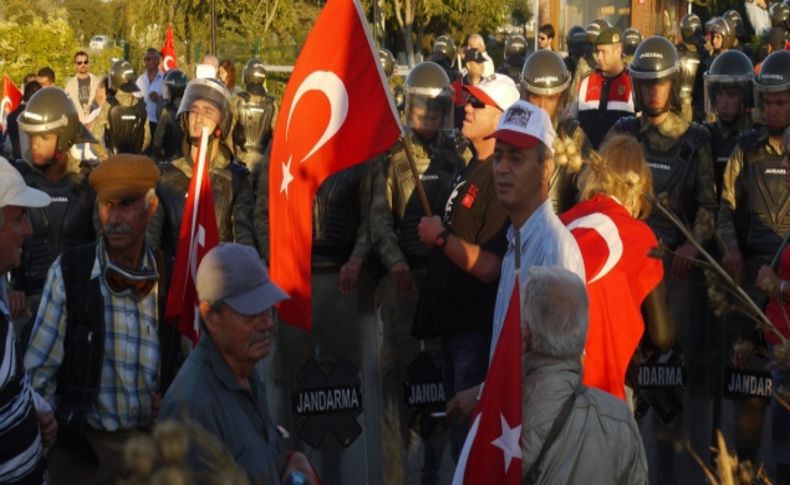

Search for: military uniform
xmin=90 ymin=90 xmax=151 ymax=159
xmin=676 ymin=42 xmax=707 ymax=123
xmin=230 ymin=91 xmax=277 ymax=196
xmin=705 ymin=114 xmax=752 ymax=195
xmin=152 ymin=100 xmax=183 ymax=162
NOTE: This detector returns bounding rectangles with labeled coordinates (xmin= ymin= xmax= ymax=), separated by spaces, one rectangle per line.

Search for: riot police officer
xmin=718 ymin=50 xmax=790 ymax=471
xmin=429 ymin=35 xmax=462 ymax=83
xmin=723 ymin=9 xmax=750 ymax=50
xmin=706 ymin=17 xmax=735 ymax=59
xmin=609 ymin=35 xmax=718 ymax=484
xmin=152 ymin=69 xmax=187 ymax=162
xmin=519 ymin=49 xmax=593 ymax=212
xmin=91 ymin=60 xmax=150 ymax=158
xmin=497 ymin=34 xmax=527 ymax=83
xmin=12 ymin=87 xmax=97 ymax=339
xmin=622 ymin=27 xmax=642 ymax=64
xmin=158 ymin=78 xmax=255 ymax=256
xmin=770 ymin=2 xmax=790 ymax=31
xmin=677 ymin=13 xmax=708 ymax=123
xmin=369 ymin=61 xmax=463 ymax=482
xmin=703 ymin=50 xmax=754 ymax=195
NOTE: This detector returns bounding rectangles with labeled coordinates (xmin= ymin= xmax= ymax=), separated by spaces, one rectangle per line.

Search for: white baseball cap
xmin=489 ymin=100 xmax=557 ymax=155
xmin=462 ymin=74 xmax=520 ymax=111
xmin=0 ymin=157 xmax=51 ymax=209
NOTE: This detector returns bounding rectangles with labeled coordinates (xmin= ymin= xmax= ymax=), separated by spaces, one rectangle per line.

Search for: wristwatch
xmin=436 ymin=229 xmax=451 ymax=249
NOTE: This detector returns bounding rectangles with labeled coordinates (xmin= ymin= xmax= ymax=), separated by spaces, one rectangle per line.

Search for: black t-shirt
xmin=78 ymin=77 xmax=91 ymax=107
xmin=413 ymin=155 xmax=510 ymax=337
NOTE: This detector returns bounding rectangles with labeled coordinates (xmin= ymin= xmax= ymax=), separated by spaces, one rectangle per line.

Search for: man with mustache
xmin=24 ymin=155 xmax=184 ymax=484
xmin=160 ymin=243 xmax=318 ymax=484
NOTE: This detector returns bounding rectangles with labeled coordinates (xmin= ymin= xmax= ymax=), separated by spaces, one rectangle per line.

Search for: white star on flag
xmin=280 ymin=156 xmax=294 ymax=197
xmin=490 ymin=413 xmax=522 ymax=474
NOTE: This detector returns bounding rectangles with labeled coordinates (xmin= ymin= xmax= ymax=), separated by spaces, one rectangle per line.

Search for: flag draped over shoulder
xmin=453 ymin=277 xmax=522 ymax=484
xmin=161 ymin=24 xmax=178 ymax=72
xmin=268 ymin=0 xmax=402 ymax=330
xmin=1 ymin=75 xmax=22 ymax=134
xmin=560 ymin=194 xmax=663 ymax=399
xmin=165 ymin=128 xmax=219 ymax=344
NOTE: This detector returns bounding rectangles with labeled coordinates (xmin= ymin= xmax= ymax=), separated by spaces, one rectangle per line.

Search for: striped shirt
xmin=490 ymin=200 xmax=586 ymax=356
xmin=24 ymin=246 xmax=161 ymax=431
xmin=0 ymin=281 xmax=45 ymax=484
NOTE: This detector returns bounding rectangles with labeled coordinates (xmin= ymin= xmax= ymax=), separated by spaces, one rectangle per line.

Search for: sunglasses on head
xmin=467 ymin=96 xmax=487 ymax=109
xmin=103 ymin=259 xmax=158 ymax=300
xmin=75 ymin=60 xmax=89 ymax=65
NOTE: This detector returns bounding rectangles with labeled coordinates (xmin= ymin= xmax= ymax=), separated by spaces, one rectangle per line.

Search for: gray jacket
xmin=522 ymin=354 xmax=648 ymax=484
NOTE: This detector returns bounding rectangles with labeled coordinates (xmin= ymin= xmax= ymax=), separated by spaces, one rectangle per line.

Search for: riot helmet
xmin=705 ymin=17 xmax=734 ymax=52
xmin=629 ymin=36 xmax=681 ymax=116
xmin=703 ymin=50 xmax=754 ymax=120
xmin=177 ymin=77 xmax=233 ymax=141
xmin=17 ymin=87 xmax=97 ymax=162
xmin=379 ymin=48 xmax=395 ymax=78
xmin=430 ymin=35 xmax=457 ymax=66
xmin=243 ymin=59 xmax=268 ymax=96
xmin=752 ymin=50 xmax=790 ymax=129
xmin=567 ymin=25 xmax=587 ymax=58
xmin=504 ymin=35 xmax=528 ymax=59
xmin=770 ymin=3 xmax=790 ymax=28
xmin=723 ymin=9 xmax=747 ymax=41
xmin=622 ymin=28 xmax=643 ymax=57
xmin=586 ymin=18 xmax=611 ymax=43
xmin=680 ymin=13 xmax=704 ymax=44
xmin=163 ymin=69 xmax=188 ymax=103
xmin=519 ymin=50 xmax=571 ymax=119
xmin=403 ymin=61 xmax=454 ymax=134
xmin=109 ymin=60 xmax=140 ymax=93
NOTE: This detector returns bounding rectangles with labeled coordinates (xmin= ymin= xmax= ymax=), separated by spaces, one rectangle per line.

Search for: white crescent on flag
xmin=566 ymin=212 xmax=623 ymax=283
xmin=163 ymin=56 xmax=176 ymax=71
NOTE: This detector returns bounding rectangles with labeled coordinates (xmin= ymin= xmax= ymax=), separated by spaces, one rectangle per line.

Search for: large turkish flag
xmin=1 ymin=75 xmax=22 ymax=134
xmin=161 ymin=24 xmax=178 ymax=72
xmin=560 ymin=194 xmax=663 ymax=399
xmin=269 ymin=0 xmax=402 ymax=329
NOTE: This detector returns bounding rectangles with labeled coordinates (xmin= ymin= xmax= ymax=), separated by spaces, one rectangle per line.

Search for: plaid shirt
xmin=24 ymin=244 xmax=160 ymax=431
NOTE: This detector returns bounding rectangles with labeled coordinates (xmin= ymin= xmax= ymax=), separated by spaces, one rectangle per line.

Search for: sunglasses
xmin=75 ymin=60 xmax=89 ymax=65
xmin=467 ymin=96 xmax=487 ymax=109
xmin=103 ymin=259 xmax=158 ymax=300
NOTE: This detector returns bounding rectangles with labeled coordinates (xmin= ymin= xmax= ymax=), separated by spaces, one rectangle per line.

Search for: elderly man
xmin=0 ymin=158 xmax=53 ymax=484
xmin=65 ymin=51 xmax=102 ymax=124
xmin=520 ymin=266 xmax=648 ymax=484
xmin=160 ymin=243 xmax=318 ymax=484
xmin=24 ymin=155 xmax=183 ymax=484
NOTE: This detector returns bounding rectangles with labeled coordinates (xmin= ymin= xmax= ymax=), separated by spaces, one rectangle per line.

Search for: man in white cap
xmin=0 ymin=157 xmax=54 ymax=484
xmin=160 ymin=243 xmax=318 ymax=484
xmin=415 ymin=74 xmax=519 ymax=459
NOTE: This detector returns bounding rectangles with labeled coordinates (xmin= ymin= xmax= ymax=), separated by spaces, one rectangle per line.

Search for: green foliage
xmin=0 ymin=16 xmax=78 ymax=85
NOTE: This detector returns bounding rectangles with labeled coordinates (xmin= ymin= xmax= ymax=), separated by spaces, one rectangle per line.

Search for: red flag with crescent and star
xmin=560 ymin=194 xmax=663 ymax=399
xmin=269 ymin=0 xmax=402 ymax=329
xmin=1 ymin=75 xmax=22 ymax=134
xmin=161 ymin=24 xmax=178 ymax=72
xmin=165 ymin=128 xmax=219 ymax=344
xmin=453 ymin=276 xmax=522 ymax=484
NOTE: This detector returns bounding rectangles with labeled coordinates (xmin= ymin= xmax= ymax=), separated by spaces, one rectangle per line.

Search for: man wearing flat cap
xmin=575 ymin=27 xmax=634 ymax=149
xmin=160 ymin=243 xmax=318 ymax=484
xmin=25 ymin=154 xmax=184 ymax=484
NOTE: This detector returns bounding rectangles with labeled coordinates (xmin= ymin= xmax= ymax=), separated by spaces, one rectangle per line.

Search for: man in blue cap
xmin=160 ymin=243 xmax=318 ymax=484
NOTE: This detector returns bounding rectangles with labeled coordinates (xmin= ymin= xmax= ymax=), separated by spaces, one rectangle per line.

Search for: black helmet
xmin=723 ymin=9 xmax=747 ymax=40
xmin=753 ymin=50 xmax=790 ymax=119
xmin=109 ymin=60 xmax=139 ymax=93
xmin=680 ymin=13 xmax=703 ymax=44
xmin=242 ymin=59 xmax=268 ymax=96
xmin=770 ymin=3 xmax=790 ymax=28
xmin=163 ymin=69 xmax=188 ymax=102
xmin=378 ymin=48 xmax=395 ymax=78
xmin=705 ymin=17 xmax=734 ymax=51
xmin=404 ymin=61 xmax=453 ymax=132
xmin=567 ymin=25 xmax=586 ymax=46
xmin=622 ymin=27 xmax=643 ymax=56
xmin=519 ymin=50 xmax=571 ymax=97
xmin=629 ymin=36 xmax=681 ymax=115
xmin=431 ymin=35 xmax=457 ymax=65
xmin=177 ymin=77 xmax=233 ymax=138
xmin=17 ymin=87 xmax=96 ymax=158
xmin=586 ymin=18 xmax=611 ymax=43
xmin=703 ymin=50 xmax=754 ymax=117
xmin=504 ymin=35 xmax=527 ymax=59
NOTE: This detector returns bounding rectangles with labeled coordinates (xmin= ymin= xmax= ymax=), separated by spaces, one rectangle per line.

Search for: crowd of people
xmin=1 ymin=3 xmax=790 ymax=484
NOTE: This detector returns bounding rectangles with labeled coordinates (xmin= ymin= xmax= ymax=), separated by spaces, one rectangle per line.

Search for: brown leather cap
xmin=89 ymin=154 xmax=160 ymax=201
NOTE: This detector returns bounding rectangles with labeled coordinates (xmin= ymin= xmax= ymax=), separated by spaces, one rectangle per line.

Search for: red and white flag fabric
xmin=1 ymin=75 xmax=22 ymax=134
xmin=269 ymin=0 xmax=402 ymax=330
xmin=453 ymin=277 xmax=522 ymax=484
xmin=165 ymin=128 xmax=219 ymax=344
xmin=161 ymin=24 xmax=178 ymax=72
xmin=560 ymin=194 xmax=663 ymax=399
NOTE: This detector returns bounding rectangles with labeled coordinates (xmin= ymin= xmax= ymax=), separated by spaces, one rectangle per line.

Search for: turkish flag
xmin=165 ymin=128 xmax=219 ymax=344
xmin=453 ymin=277 xmax=522 ymax=484
xmin=1 ymin=75 xmax=22 ymax=134
xmin=269 ymin=0 xmax=402 ymax=329
xmin=161 ymin=24 xmax=178 ymax=72
xmin=560 ymin=195 xmax=663 ymax=399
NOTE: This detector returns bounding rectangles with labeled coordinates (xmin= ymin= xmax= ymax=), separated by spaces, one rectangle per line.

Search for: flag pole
xmin=401 ymin=137 xmax=433 ymax=216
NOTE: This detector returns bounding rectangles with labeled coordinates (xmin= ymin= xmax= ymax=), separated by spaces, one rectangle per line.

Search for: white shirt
xmin=489 ymin=199 xmax=585 ymax=356
xmin=135 ymin=71 xmax=164 ymax=123
xmin=745 ymin=1 xmax=772 ymax=37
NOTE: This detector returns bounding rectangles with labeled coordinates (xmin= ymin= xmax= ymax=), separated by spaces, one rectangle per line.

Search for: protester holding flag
xmin=24 ymin=155 xmax=184 ymax=484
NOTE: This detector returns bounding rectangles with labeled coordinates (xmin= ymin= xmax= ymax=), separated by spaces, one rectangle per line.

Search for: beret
xmin=596 ymin=27 xmax=623 ymax=46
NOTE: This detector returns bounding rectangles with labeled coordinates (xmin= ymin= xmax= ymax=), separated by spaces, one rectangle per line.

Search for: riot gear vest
xmin=616 ymin=117 xmax=710 ymax=248
xmin=232 ymin=92 xmax=276 ymax=153
xmin=312 ymin=164 xmax=367 ymax=266
xmin=734 ymin=129 xmax=790 ymax=256
xmin=14 ymin=165 xmax=95 ymax=295
xmin=154 ymin=102 xmax=183 ymax=161
xmin=105 ymin=97 xmax=147 ymax=154
xmin=389 ymin=134 xmax=463 ymax=265
xmin=705 ymin=115 xmax=751 ymax=196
